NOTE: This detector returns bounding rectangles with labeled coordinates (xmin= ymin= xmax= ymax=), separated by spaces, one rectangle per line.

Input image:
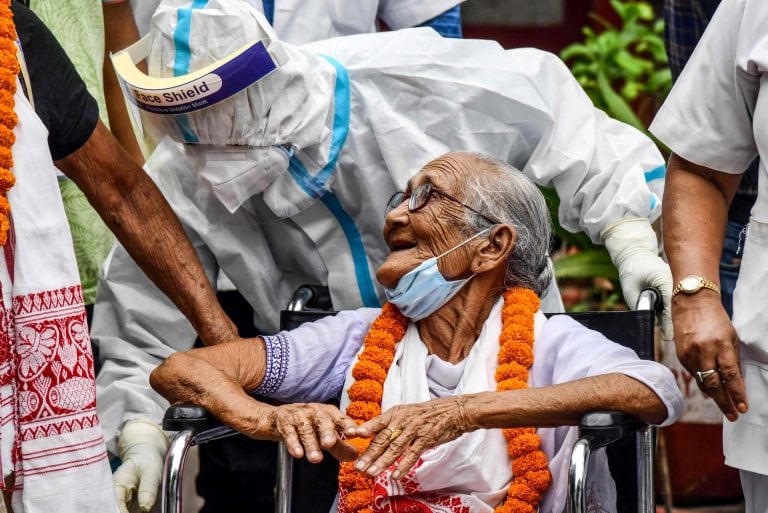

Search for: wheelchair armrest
xmin=579 ymin=410 xmax=646 ymax=449
xmin=163 ymin=404 xmax=220 ymax=433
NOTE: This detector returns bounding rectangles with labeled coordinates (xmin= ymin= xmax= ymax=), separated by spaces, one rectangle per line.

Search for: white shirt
xmin=649 ymin=0 xmax=768 ymax=475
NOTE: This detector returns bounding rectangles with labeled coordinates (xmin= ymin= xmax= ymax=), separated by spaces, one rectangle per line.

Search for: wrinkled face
xmin=377 ymin=154 xmax=485 ymax=289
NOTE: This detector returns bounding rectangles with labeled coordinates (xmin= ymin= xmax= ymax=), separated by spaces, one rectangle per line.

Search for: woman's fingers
xmin=273 ymin=404 xmax=358 ymax=463
xmin=328 ymin=439 xmax=359 ymax=462
xmin=279 ymin=422 xmax=305 ymax=459
xmin=355 ymin=412 xmax=391 ymax=438
xmin=297 ymin=419 xmax=324 ymax=463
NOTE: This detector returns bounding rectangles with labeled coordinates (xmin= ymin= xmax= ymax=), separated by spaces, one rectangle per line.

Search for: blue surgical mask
xmin=384 ymin=229 xmax=491 ymax=320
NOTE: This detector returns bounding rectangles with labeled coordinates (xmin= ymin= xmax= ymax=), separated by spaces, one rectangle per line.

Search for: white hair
xmin=458 ymin=153 xmax=553 ymax=296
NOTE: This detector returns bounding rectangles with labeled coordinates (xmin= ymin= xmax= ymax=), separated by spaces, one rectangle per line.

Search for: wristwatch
xmin=671 ymin=275 xmax=721 ymax=298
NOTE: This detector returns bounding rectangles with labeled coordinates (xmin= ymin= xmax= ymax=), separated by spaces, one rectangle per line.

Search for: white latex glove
xmin=113 ymin=419 xmax=169 ymax=513
xmin=601 ymin=217 xmax=673 ymax=340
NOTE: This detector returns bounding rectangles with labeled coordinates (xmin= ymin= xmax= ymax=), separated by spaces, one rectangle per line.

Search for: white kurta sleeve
xmin=532 ymin=315 xmax=683 ymax=426
xmin=254 ymin=308 xmax=380 ymax=403
xmin=93 ymin=237 xmax=220 ymax=455
xmin=649 ymin=0 xmax=759 ymax=174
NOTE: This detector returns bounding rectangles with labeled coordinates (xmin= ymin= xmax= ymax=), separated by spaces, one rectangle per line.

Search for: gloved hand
xmin=113 ymin=419 xmax=169 ymax=513
xmin=601 ymin=217 xmax=673 ymax=340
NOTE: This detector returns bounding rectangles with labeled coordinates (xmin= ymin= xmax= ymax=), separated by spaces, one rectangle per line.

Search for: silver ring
xmin=695 ymin=369 xmax=718 ymax=383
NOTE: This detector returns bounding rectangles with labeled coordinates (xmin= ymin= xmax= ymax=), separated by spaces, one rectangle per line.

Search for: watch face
xmin=681 ymin=276 xmax=701 ymax=293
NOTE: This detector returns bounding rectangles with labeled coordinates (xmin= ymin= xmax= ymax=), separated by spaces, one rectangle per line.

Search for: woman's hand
xmin=269 ymin=403 xmax=359 ymax=463
xmin=352 ymin=396 xmax=475 ymax=479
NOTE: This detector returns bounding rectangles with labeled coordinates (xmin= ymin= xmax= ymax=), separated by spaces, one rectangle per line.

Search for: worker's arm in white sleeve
xmin=505 ymin=49 xmax=670 ymax=327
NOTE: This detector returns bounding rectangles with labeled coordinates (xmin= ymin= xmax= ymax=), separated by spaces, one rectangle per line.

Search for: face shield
xmin=110 ymin=1 xmax=290 ymax=149
xmin=111 ymin=0 xmax=337 ymax=216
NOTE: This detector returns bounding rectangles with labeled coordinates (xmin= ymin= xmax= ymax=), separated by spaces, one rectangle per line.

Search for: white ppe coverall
xmin=126 ymin=0 xmax=465 ymax=40
xmin=95 ymin=1 xmax=666 ymax=461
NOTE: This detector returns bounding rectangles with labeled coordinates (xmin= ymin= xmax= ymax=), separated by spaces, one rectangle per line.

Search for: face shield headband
xmin=110 ymin=17 xmax=289 ymax=117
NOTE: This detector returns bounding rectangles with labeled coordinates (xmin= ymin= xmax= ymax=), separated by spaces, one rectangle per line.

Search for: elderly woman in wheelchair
xmin=151 ymin=151 xmax=682 ymax=513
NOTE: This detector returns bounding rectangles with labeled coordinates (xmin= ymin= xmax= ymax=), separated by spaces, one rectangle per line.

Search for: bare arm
xmin=56 ymin=120 xmax=237 ymax=345
xmin=663 ymin=153 xmax=747 ymax=419
xmin=102 ymin=0 xmax=145 ymax=164
xmin=150 ymin=340 xmax=358 ymax=462
xmin=354 ymin=373 xmax=667 ymax=478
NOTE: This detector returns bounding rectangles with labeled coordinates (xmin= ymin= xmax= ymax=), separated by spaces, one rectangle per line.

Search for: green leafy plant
xmin=560 ymin=0 xmax=671 ymax=135
xmin=546 ymin=1 xmax=670 ymax=311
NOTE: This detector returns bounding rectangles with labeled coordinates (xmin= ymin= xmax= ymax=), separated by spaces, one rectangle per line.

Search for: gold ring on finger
xmin=388 ymin=429 xmax=403 ymax=442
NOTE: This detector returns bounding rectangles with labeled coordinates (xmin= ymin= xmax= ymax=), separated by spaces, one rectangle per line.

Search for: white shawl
xmin=340 ymin=299 xmax=547 ymax=512
xmin=0 ymin=85 xmax=116 ymax=512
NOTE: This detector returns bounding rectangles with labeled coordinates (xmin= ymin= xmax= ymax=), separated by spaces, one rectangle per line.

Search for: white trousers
xmin=741 ymin=470 xmax=768 ymax=513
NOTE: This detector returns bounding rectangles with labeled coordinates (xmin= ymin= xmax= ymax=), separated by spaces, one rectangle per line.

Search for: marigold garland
xmin=338 ymin=288 xmax=552 ymax=513
xmin=0 ymin=0 xmax=17 ymax=246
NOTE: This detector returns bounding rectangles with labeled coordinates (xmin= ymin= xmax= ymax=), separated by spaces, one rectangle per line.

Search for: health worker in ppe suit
xmin=116 ymin=0 xmax=465 ymax=41
xmin=96 ymin=1 xmax=672 ymax=511
xmin=102 ymin=0 xmax=464 ymax=162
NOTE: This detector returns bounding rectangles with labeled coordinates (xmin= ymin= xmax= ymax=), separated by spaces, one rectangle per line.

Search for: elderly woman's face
xmin=376 ymin=156 xmax=481 ymax=289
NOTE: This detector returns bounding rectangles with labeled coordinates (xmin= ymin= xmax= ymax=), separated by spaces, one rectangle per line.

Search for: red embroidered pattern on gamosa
xmin=12 ymin=286 xmax=96 ymax=434
xmin=372 ymin=459 xmax=472 ymax=513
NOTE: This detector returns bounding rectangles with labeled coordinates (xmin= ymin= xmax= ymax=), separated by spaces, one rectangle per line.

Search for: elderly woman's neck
xmin=417 ymin=279 xmax=503 ymax=364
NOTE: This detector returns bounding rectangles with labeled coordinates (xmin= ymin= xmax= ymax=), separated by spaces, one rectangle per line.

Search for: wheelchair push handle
xmin=636 ymin=287 xmax=662 ymax=314
xmin=287 ymin=284 xmax=332 ymax=312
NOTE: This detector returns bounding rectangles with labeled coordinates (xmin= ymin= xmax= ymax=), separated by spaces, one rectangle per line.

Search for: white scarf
xmin=0 ymin=86 xmax=116 ymax=512
xmin=340 ymin=300 xmax=547 ymax=512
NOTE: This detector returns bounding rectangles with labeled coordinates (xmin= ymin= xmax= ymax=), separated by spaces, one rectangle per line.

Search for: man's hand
xmin=113 ymin=419 xmax=169 ymax=513
xmin=602 ymin=217 xmax=673 ymax=338
xmin=672 ymin=293 xmax=748 ymax=421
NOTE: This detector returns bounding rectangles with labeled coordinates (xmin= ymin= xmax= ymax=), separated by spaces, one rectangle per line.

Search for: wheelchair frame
xmin=160 ymin=287 xmax=662 ymax=513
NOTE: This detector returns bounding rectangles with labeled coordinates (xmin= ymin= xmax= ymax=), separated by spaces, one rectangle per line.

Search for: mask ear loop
xmin=436 ymin=227 xmax=493 ymax=260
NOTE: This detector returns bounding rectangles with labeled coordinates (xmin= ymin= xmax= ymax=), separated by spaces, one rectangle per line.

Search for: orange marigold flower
xmin=507 ymin=433 xmax=541 ymax=458
xmin=358 ymin=346 xmax=395 ymax=370
xmin=500 ymin=498 xmax=536 ymax=513
xmin=519 ymin=469 xmax=553 ymax=493
xmin=0 ymin=125 xmax=14 ymax=147
xmin=496 ymin=377 xmax=527 ymax=391
xmin=507 ymin=482 xmax=541 ymax=505
xmin=364 ymin=330 xmax=397 ymax=352
xmin=338 ymin=468 xmax=373 ymax=489
xmin=0 ymin=169 xmax=14 ymax=190
xmin=512 ymin=450 xmax=549 ymax=476
xmin=495 ymin=362 xmax=528 ymax=383
xmin=346 ymin=401 xmax=381 ymax=421
xmin=344 ymin=489 xmax=374 ymax=511
xmin=502 ymin=427 xmax=534 ymax=441
xmin=351 ymin=360 xmax=387 ymax=383
xmin=348 ymin=379 xmax=383 ymax=403
xmin=497 ymin=342 xmax=533 ymax=367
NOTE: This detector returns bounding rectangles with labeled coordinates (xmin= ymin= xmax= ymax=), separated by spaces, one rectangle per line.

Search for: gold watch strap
xmin=672 ymin=276 xmax=721 ymax=298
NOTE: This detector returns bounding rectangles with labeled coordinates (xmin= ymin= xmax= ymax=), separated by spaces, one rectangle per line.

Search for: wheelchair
xmin=160 ymin=286 xmax=662 ymax=513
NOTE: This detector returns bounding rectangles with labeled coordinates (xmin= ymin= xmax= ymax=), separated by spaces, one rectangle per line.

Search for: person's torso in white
xmin=649 ymin=0 xmax=768 ymax=475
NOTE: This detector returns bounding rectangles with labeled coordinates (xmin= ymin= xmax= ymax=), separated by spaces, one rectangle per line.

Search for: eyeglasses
xmin=385 ymin=183 xmax=501 ymax=226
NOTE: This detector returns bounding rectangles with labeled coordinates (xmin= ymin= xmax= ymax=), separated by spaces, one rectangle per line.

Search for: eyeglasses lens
xmin=385 ymin=191 xmax=405 ymax=214
xmin=409 ymin=184 xmax=431 ymax=211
